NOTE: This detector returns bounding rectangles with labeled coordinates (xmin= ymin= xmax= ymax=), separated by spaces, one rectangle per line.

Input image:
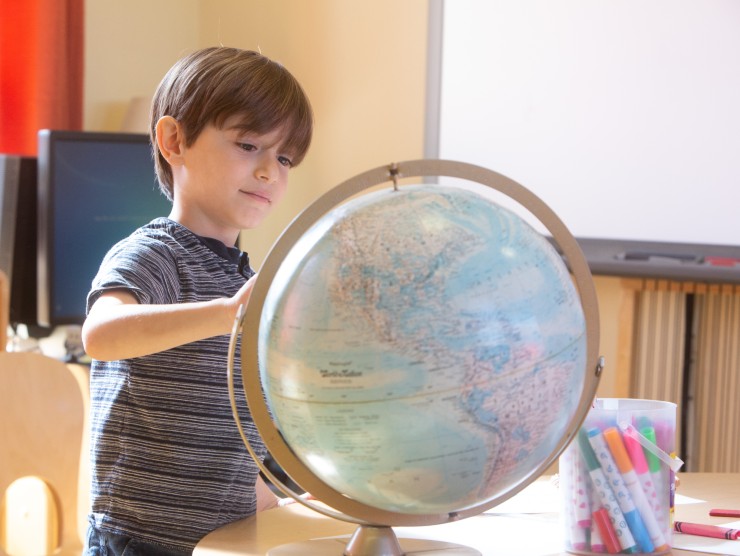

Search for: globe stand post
xmin=344 ymin=525 xmax=481 ymax=556
xmin=267 ymin=524 xmax=481 ymax=555
xmin=344 ymin=525 xmax=404 ymax=555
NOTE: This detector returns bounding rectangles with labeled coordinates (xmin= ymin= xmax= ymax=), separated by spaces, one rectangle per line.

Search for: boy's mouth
xmin=241 ymin=190 xmax=271 ymax=204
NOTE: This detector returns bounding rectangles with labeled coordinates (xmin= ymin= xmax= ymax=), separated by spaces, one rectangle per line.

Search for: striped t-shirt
xmin=86 ymin=218 xmax=266 ymax=553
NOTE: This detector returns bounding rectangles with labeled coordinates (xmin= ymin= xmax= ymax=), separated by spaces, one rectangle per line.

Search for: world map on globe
xmin=257 ymin=183 xmax=588 ymax=516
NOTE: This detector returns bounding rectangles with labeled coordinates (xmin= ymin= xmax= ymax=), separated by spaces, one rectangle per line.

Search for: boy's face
xmin=171 ymin=115 xmax=293 ymax=244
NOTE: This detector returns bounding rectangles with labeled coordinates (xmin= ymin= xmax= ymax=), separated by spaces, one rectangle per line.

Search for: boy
xmin=81 ymin=47 xmax=313 ymax=555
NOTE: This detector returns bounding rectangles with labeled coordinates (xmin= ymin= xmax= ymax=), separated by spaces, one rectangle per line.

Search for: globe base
xmin=267 ymin=525 xmax=481 ymax=556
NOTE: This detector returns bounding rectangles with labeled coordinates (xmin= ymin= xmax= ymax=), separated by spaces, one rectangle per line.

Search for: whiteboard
xmin=429 ymin=0 xmax=740 ymax=246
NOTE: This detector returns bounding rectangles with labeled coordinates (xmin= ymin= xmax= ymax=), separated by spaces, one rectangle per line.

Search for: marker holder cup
xmin=560 ymin=398 xmax=681 ymax=555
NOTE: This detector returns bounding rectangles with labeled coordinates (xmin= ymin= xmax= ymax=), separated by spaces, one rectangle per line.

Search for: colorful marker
xmin=573 ymin=448 xmax=592 ymax=528
xmin=640 ymin=426 xmax=667 ymax=515
xmin=569 ymin=519 xmax=588 ymax=552
xmin=588 ymin=428 xmax=654 ymax=553
xmin=592 ymin=507 xmax=621 ymax=554
xmin=577 ymin=429 xmax=639 ymax=554
xmin=604 ymin=427 xmax=669 ymax=552
xmin=590 ymin=516 xmax=606 ymax=553
xmin=623 ymin=426 xmax=662 ymax=516
xmin=640 ymin=427 xmax=663 ymax=476
xmin=589 ymin=483 xmax=606 ymax=553
xmin=562 ymin=448 xmax=589 ymax=551
xmin=669 ymin=452 xmax=677 ymax=526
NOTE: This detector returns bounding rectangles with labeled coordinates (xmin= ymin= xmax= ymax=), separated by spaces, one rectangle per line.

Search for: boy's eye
xmin=278 ymin=156 xmax=293 ymax=168
xmin=238 ymin=143 xmax=257 ymax=152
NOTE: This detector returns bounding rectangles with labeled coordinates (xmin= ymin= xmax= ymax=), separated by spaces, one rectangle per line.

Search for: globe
xmin=233 ymin=160 xmax=601 ymax=555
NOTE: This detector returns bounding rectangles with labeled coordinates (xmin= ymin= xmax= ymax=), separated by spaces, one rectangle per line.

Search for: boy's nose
xmin=256 ymin=155 xmax=279 ymax=183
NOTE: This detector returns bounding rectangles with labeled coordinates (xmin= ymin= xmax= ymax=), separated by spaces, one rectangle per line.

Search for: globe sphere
xmin=254 ymin=181 xmax=590 ymax=516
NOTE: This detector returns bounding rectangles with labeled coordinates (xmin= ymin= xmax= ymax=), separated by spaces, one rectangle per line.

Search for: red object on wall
xmin=0 ymin=0 xmax=84 ymax=156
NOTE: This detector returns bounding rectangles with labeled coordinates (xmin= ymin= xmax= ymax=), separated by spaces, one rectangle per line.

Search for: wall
xmin=84 ymin=0 xmax=200 ymax=132
xmin=83 ymin=0 xmax=622 ymax=398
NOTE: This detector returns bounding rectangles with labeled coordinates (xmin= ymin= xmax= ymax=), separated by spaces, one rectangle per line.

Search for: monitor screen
xmin=0 ymin=155 xmax=40 ymax=329
xmin=37 ymin=130 xmax=172 ymax=327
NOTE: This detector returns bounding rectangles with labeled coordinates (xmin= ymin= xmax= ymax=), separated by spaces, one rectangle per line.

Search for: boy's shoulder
xmin=119 ymin=218 xmax=201 ymax=251
xmin=99 ymin=218 xmax=200 ymax=267
xmin=134 ymin=217 xmax=194 ymax=241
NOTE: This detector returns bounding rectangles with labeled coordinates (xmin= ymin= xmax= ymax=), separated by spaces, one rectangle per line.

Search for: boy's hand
xmin=228 ymin=273 xmax=258 ymax=323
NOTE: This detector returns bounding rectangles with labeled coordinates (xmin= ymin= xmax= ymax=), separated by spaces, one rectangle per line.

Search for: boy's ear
xmin=156 ymin=116 xmax=185 ymax=165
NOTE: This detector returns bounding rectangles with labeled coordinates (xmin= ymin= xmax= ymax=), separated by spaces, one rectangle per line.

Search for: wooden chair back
xmin=0 ymin=270 xmax=89 ymax=555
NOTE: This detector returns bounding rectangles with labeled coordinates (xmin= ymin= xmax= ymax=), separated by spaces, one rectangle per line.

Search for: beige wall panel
xmin=84 ymin=0 xmax=200 ymax=131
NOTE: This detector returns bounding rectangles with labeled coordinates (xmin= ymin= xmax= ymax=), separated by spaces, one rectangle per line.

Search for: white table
xmin=195 ymin=473 xmax=740 ymax=556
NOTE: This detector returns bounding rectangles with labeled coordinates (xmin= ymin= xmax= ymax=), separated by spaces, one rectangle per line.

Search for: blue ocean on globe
xmin=258 ymin=183 xmax=587 ymax=515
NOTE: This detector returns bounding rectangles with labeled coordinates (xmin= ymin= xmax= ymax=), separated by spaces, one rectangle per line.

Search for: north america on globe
xmin=258 ymin=183 xmax=587 ymax=515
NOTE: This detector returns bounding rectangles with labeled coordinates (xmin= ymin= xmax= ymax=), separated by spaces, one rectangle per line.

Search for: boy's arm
xmin=82 ymin=275 xmax=256 ymax=361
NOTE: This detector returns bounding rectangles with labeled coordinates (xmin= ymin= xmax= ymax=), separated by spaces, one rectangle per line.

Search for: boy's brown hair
xmin=150 ymin=47 xmax=313 ymax=200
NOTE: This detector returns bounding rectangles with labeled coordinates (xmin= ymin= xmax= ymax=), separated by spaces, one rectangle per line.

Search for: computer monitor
xmin=0 ymin=156 xmax=21 ymax=295
xmin=37 ymin=130 xmax=172 ymax=327
xmin=0 ymin=155 xmax=41 ymax=330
